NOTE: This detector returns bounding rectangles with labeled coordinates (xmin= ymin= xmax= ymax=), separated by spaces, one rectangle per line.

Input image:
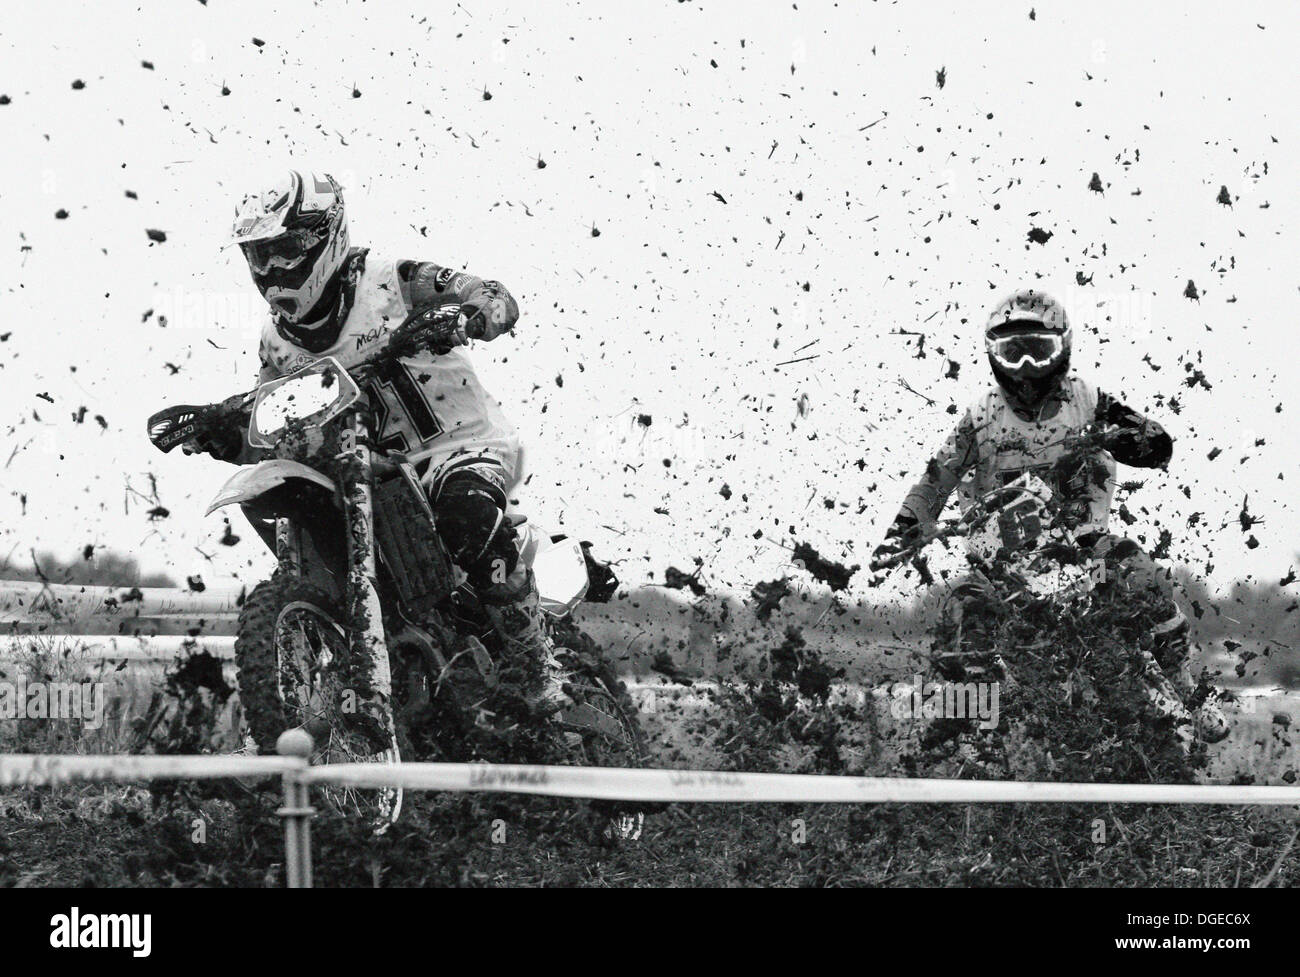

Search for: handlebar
xmin=868 ymin=475 xmax=1070 ymax=578
xmin=147 ymin=304 xmax=464 ymax=454
xmin=1044 ymin=424 xmax=1121 ymax=463
xmin=868 ymin=425 xmax=1129 ymax=583
xmin=869 ymin=520 xmax=967 ymax=573
xmin=347 ymin=304 xmax=466 ymax=382
xmin=147 ymin=390 xmax=256 ymax=454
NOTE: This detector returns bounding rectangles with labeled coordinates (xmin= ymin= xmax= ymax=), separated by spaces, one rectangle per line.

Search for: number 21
xmin=365 ymin=360 xmax=443 ymax=452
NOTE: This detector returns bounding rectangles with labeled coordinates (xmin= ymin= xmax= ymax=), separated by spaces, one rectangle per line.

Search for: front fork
xmin=338 ymin=412 xmax=395 ymax=727
xmin=274 ymin=518 xmax=302 ymax=577
xmin=273 ymin=410 xmax=395 ymax=750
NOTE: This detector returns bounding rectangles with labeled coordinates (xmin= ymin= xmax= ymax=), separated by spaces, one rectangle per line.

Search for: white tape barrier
xmin=2 ymin=750 xmax=1296 ymax=806
xmin=0 ymin=752 xmax=302 ymax=787
xmin=304 ymin=762 xmax=1300 ymax=806
xmin=0 ymin=582 xmax=241 ymax=625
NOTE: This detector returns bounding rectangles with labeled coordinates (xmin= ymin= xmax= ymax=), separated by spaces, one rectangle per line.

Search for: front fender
xmin=205 ymin=460 xmax=336 ymax=516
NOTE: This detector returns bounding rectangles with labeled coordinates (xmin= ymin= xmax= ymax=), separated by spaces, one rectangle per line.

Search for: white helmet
xmin=231 ymin=170 xmax=349 ymax=324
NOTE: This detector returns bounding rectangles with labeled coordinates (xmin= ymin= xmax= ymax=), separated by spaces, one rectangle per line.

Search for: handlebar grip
xmin=147 ymin=405 xmax=209 ymax=453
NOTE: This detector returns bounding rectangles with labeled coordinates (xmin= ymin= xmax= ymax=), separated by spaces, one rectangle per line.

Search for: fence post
xmin=276 ymin=729 xmax=316 ymax=889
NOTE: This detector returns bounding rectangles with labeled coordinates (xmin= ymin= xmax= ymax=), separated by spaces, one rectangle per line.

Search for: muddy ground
xmin=0 ymin=608 xmax=1295 ymax=888
xmin=3 ymin=782 xmax=1296 ymax=888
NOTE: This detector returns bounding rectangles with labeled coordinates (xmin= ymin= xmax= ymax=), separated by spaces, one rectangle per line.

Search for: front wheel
xmin=235 ymin=574 xmax=402 ymax=832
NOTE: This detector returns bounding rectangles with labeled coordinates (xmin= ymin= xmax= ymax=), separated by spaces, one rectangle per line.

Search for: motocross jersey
xmin=899 ymin=375 xmax=1172 ymax=537
xmin=255 ymin=249 xmax=521 ymax=480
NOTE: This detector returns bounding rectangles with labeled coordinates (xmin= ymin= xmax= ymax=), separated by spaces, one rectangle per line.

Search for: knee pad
xmin=1096 ymin=535 xmax=1143 ymax=566
xmin=432 ymin=472 xmax=518 ymax=588
xmin=1097 ymin=538 xmax=1170 ymax=596
xmin=1116 ymin=555 xmax=1174 ymax=602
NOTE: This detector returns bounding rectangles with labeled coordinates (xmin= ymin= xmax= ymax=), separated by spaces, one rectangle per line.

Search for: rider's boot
xmin=480 ymin=568 xmax=571 ymax=715
xmin=1149 ymin=611 xmax=1230 ymax=745
xmin=1194 ymin=699 xmax=1231 ymax=744
xmin=1138 ymin=651 xmax=1196 ymax=753
xmin=1151 ymin=612 xmax=1193 ymax=691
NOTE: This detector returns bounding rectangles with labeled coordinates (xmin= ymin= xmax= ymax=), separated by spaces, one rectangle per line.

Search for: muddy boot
xmin=1150 ymin=613 xmax=1193 ymax=695
xmin=480 ymin=569 xmax=571 ymax=715
xmin=1149 ymin=612 xmax=1229 ymax=745
xmin=1137 ymin=647 xmax=1195 ymax=753
xmin=1194 ymin=698 xmax=1230 ymax=744
xmin=1163 ymin=658 xmax=1230 ymax=745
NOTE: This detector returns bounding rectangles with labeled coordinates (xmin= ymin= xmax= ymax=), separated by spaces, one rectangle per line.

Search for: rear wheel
xmin=236 ymin=574 xmax=402 ymax=832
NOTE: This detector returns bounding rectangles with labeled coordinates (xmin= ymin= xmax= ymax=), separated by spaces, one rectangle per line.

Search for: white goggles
xmin=987 ymin=331 xmax=1064 ymax=371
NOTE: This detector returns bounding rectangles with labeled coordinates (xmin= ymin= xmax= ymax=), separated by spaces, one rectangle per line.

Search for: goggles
xmin=239 ymin=213 xmax=331 ymax=275
xmin=986 ymin=330 xmax=1065 ymax=372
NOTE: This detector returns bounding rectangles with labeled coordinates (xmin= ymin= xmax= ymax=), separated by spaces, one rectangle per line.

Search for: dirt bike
xmin=148 ymin=305 xmax=647 ymax=835
xmin=870 ymin=430 xmax=1216 ymax=779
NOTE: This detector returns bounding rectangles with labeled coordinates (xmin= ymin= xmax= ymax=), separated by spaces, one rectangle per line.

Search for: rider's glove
xmin=428 ymin=317 xmax=469 ymax=355
xmin=456 ymin=304 xmax=487 ymax=343
xmin=871 ymin=512 xmax=921 ymax=566
xmin=457 ymin=284 xmax=515 ymax=343
xmin=181 ymin=427 xmax=242 ymax=462
xmin=1099 ymin=424 xmax=1148 ymax=458
xmin=1075 ymin=422 xmax=1140 ymax=457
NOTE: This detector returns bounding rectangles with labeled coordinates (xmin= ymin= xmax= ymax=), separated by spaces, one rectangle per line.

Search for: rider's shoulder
xmin=256 ymin=311 xmax=280 ymax=345
xmin=356 ymin=250 xmax=398 ymax=283
xmin=352 ymin=252 xmax=411 ymax=310
xmin=1063 ymin=373 xmax=1099 ymax=404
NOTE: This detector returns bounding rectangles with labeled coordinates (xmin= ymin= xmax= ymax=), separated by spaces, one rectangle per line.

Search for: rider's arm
xmin=192 ymin=334 xmax=278 ymax=464
xmin=396 ymin=260 xmax=519 ymax=341
xmin=1095 ymin=391 xmax=1173 ymax=469
xmin=183 ymin=337 xmax=276 ymax=463
xmin=893 ymin=410 xmax=981 ymax=528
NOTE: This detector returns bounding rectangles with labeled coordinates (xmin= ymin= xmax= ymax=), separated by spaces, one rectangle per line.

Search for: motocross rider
xmin=197 ymin=169 xmax=568 ymax=710
xmin=872 ymin=289 xmax=1227 ymax=743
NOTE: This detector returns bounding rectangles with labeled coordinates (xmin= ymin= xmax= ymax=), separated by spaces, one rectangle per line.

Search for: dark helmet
xmin=984 ymin=289 xmax=1072 ymax=407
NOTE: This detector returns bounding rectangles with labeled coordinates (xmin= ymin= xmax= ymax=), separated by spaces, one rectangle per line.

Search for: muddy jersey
xmin=255 ymin=251 xmax=521 ymax=479
xmin=899 ymin=375 xmax=1172 ymax=537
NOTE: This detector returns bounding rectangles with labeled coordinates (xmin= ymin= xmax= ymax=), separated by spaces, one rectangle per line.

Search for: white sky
xmin=1 ymin=0 xmax=1296 ymax=599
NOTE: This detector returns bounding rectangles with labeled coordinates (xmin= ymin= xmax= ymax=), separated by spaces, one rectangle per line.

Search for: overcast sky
xmin=1 ymin=0 xmax=1295 ymax=600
